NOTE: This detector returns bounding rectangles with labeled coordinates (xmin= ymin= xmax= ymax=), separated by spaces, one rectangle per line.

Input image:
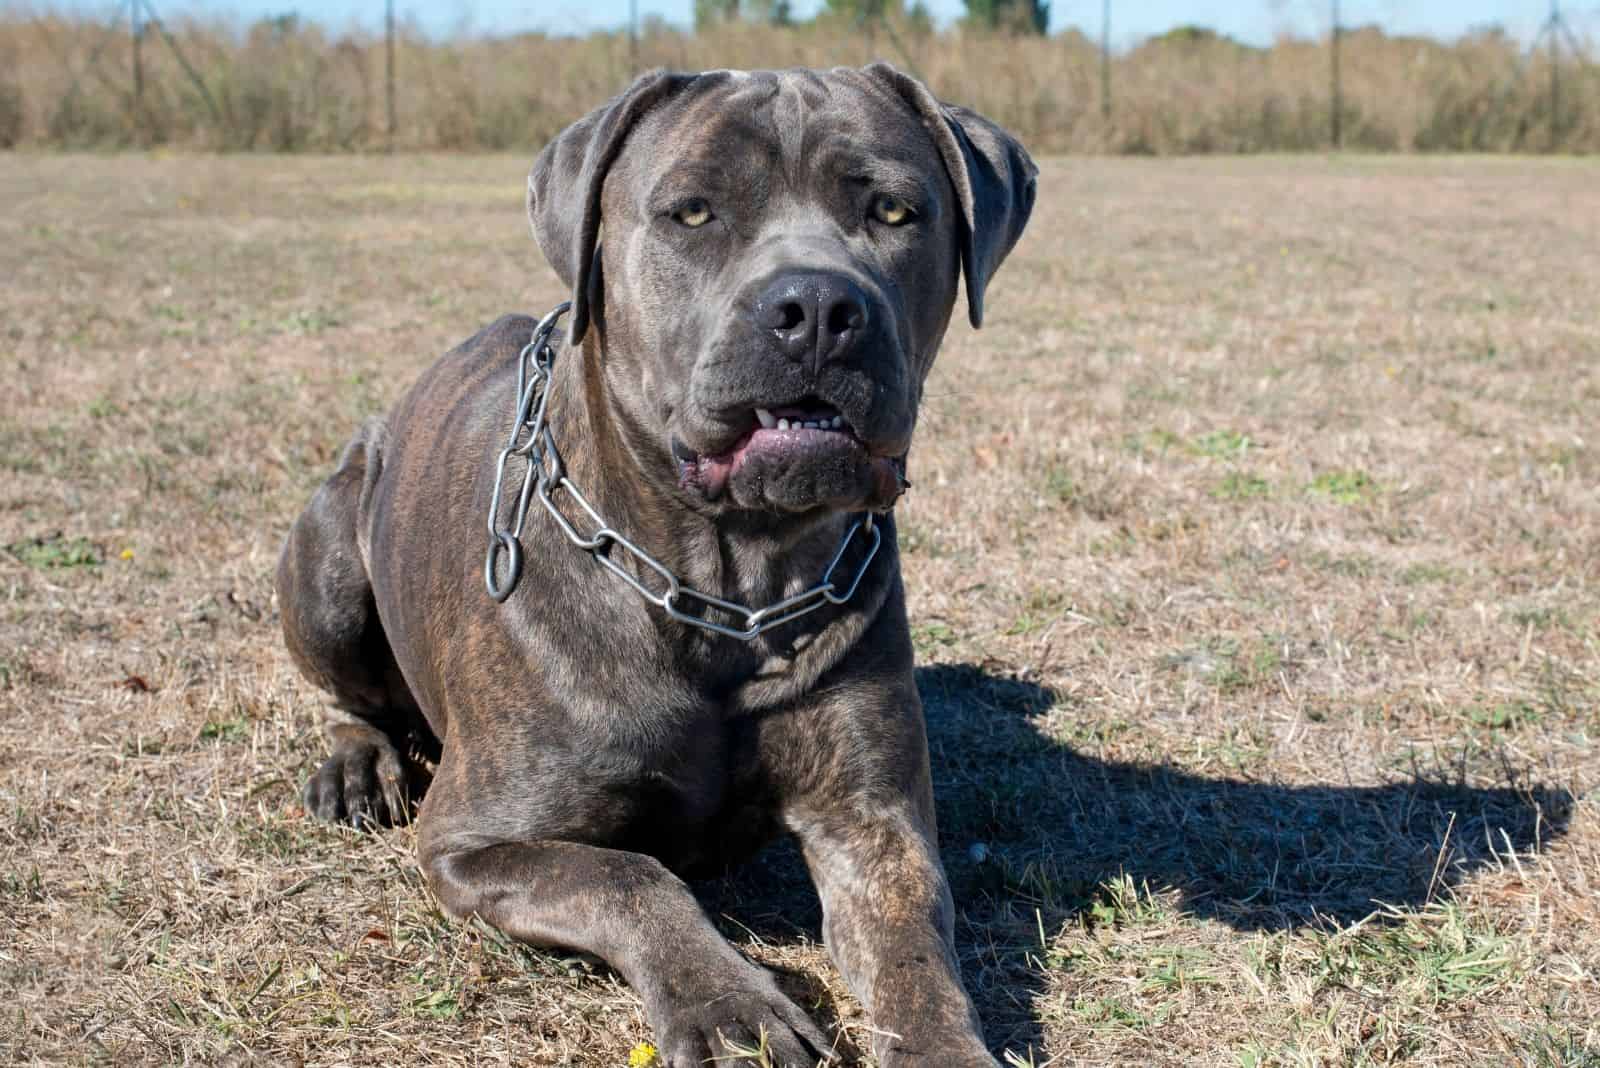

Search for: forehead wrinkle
xmin=674 ymin=76 xmax=774 ymax=144
xmin=635 ymin=70 xmax=944 ymax=214
xmin=811 ymin=123 xmax=937 ymax=167
xmin=637 ymin=107 xmax=777 ymax=202
xmin=772 ymin=70 xmax=832 ymax=181
xmin=772 ymin=81 xmax=807 ymax=180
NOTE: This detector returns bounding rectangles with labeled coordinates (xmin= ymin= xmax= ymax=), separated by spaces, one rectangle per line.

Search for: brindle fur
xmin=277 ymin=64 xmax=1035 ymax=1066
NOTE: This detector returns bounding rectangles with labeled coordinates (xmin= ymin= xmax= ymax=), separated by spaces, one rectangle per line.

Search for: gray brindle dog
xmin=277 ymin=64 xmax=1035 ymax=1066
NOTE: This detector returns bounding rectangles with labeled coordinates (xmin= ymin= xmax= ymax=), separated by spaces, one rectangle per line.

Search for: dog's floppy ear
xmin=528 ymin=70 xmax=699 ymax=345
xmin=865 ymin=63 xmax=1037 ymax=329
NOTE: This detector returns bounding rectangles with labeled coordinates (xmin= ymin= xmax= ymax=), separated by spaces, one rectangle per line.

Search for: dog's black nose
xmin=753 ymin=272 xmax=870 ymax=371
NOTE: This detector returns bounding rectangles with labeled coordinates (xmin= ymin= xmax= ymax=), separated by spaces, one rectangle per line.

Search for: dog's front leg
xmin=791 ymin=804 xmax=998 ymax=1066
xmin=423 ymin=839 xmax=834 ymax=1067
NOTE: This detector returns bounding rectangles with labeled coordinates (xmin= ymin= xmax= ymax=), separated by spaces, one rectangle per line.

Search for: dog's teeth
xmin=777 ymin=418 xmax=790 ymax=430
xmin=755 ymin=408 xmax=776 ymax=429
xmin=831 ymin=416 xmax=843 ymax=429
xmin=804 ymin=420 xmax=819 ymax=429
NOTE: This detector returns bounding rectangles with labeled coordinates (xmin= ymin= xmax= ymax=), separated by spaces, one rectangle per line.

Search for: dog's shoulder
xmin=403 ymin=312 xmax=543 ymax=418
xmin=450 ymin=313 xmax=543 ymax=363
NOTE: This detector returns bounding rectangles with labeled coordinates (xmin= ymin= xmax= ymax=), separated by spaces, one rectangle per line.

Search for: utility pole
xmin=1548 ymin=0 xmax=1561 ymax=146
xmin=629 ymin=0 xmax=638 ymax=76
xmin=59 ymin=0 xmax=219 ymax=134
xmin=1330 ymin=0 xmax=1341 ymax=148
xmin=385 ymin=0 xmax=396 ymax=150
xmin=1551 ymin=3 xmax=1559 ymax=140
xmin=131 ymin=0 xmax=143 ymax=112
xmin=1535 ymin=0 xmax=1583 ymax=149
xmin=1100 ymin=0 xmax=1110 ymax=122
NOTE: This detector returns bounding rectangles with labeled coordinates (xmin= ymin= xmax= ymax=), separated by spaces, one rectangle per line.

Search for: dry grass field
xmin=2 ymin=152 xmax=1598 ymax=1066
xmin=4 ymin=15 xmax=1599 ymax=154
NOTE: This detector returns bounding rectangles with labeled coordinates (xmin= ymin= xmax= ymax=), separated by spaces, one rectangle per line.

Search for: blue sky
xmin=42 ymin=0 xmax=1594 ymax=46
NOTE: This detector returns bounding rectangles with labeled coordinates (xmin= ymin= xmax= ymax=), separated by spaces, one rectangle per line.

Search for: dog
xmin=277 ymin=64 xmax=1035 ymax=1066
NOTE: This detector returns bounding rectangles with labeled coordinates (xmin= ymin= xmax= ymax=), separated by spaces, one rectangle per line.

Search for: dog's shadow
xmin=699 ymin=661 xmax=1575 ymax=1058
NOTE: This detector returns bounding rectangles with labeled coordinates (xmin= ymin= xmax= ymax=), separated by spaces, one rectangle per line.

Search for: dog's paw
xmin=878 ymin=1035 xmax=999 ymax=1067
xmin=652 ymin=974 xmax=835 ymax=1068
xmin=881 ymin=1052 xmax=999 ymax=1068
xmin=302 ymin=738 xmax=417 ymax=828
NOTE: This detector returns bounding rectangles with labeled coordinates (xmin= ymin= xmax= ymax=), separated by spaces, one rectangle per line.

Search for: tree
xmin=905 ymin=0 xmax=934 ymax=36
xmin=747 ymin=0 xmax=795 ymax=25
xmin=963 ymin=0 xmax=1049 ymax=35
xmin=820 ymin=0 xmax=887 ymax=21
xmin=693 ymin=0 xmax=738 ymax=29
xmin=694 ymin=0 xmax=793 ymax=30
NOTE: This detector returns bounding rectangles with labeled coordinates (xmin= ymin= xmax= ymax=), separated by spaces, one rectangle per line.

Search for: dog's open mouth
xmin=752 ymin=404 xmax=853 ymax=434
xmin=712 ymin=400 xmax=866 ymax=471
xmin=675 ymin=398 xmax=879 ymax=504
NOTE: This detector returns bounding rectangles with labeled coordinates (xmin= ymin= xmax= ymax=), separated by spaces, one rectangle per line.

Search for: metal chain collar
xmin=483 ymin=302 xmax=882 ymax=641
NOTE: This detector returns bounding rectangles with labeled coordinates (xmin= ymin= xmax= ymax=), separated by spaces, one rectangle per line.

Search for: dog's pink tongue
xmin=686 ymin=452 xmax=734 ymax=498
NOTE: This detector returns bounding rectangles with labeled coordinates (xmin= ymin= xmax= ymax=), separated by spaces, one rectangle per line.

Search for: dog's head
xmin=529 ymin=65 xmax=1035 ymax=516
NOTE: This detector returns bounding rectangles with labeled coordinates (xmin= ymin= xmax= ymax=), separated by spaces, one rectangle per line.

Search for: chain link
xmin=484 ymin=303 xmax=882 ymax=640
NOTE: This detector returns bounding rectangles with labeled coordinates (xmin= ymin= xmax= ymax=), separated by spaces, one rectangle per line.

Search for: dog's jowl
xmin=277 ymin=64 xmax=1034 ymax=1067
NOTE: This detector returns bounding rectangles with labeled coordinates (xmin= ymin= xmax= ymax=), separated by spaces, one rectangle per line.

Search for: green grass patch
xmin=409 ymin=975 xmax=464 ymax=1020
xmin=1308 ymin=550 xmax=1380 ymax=578
xmin=1512 ymin=605 xmax=1573 ymax=631
xmin=199 ymin=718 xmax=249 ymax=744
xmin=1006 ymin=589 xmax=1069 ymax=637
xmin=1163 ymin=636 xmax=1287 ymax=695
xmin=1071 ymin=994 xmax=1170 ymax=1032
xmin=1464 ymin=700 xmax=1543 ymax=732
xmin=1 ymin=866 xmax=45 ymax=903
xmin=1523 ymin=1020 xmax=1600 ymax=1067
xmin=1307 ymin=469 xmax=1379 ymax=504
xmin=86 ymin=392 xmax=124 ymax=420
xmin=1191 ymin=428 xmax=1252 ymax=460
xmin=1211 ymin=471 xmax=1271 ymax=500
xmin=911 ymin=620 xmax=958 ymax=653
xmin=278 ymin=307 xmax=344 ymax=335
xmin=1399 ymin=561 xmax=1457 ymax=585
xmin=1309 ymin=902 xmax=1521 ymax=1005
xmin=6 ymin=533 xmax=100 ymax=569
xmin=1085 ymin=873 xmax=1169 ymax=930
xmin=1122 ymin=427 xmax=1182 ymax=457
xmin=1042 ymin=464 xmax=1078 ymax=505
xmin=1138 ymin=947 xmax=1220 ymax=993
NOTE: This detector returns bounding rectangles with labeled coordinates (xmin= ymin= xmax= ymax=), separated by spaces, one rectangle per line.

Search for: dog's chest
xmin=566 ymin=704 xmax=783 ymax=875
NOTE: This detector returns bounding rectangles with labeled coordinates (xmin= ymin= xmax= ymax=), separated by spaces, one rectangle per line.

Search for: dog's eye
xmin=870 ymin=194 xmax=914 ymax=226
xmin=673 ymin=199 xmax=714 ymax=228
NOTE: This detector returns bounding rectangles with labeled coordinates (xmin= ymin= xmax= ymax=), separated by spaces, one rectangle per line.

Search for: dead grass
xmin=2 ymin=153 xmax=1598 ymax=1066
xmin=1 ymin=16 xmax=1598 ymax=153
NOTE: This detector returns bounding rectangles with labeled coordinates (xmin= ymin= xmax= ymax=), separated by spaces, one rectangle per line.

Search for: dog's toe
xmin=303 ymin=740 xmax=414 ymax=828
xmin=657 ymin=985 xmax=834 ymax=1068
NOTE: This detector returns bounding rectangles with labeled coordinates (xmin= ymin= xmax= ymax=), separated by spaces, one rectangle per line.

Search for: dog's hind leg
xmin=277 ymin=419 xmax=434 ymax=827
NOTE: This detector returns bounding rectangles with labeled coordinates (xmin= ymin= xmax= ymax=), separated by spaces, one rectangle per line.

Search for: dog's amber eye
xmin=871 ymin=194 xmax=913 ymax=226
xmin=673 ymin=199 xmax=714 ymax=228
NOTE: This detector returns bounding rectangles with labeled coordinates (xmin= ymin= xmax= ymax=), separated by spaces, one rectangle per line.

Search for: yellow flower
xmin=627 ymin=1042 xmax=659 ymax=1067
xmin=120 ymin=548 xmax=135 ymax=561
